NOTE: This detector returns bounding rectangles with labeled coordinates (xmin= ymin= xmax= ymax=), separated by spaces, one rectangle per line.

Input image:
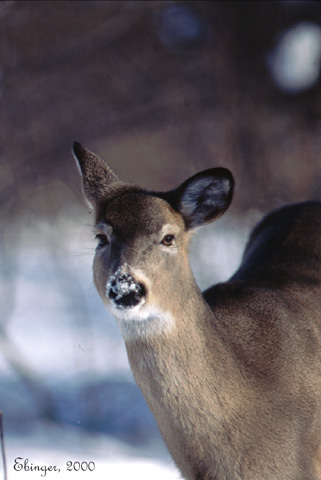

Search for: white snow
xmin=108 ymin=269 xmax=141 ymax=301
xmin=5 ymin=423 xmax=179 ymax=480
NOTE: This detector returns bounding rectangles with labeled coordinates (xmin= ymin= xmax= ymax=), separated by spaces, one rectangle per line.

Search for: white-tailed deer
xmin=73 ymin=142 xmax=321 ymax=480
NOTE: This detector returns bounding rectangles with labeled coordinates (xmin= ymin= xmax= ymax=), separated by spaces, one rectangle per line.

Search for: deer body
xmin=73 ymin=142 xmax=321 ymax=480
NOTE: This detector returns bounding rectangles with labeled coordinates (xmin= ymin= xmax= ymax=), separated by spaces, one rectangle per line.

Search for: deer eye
xmin=95 ymin=233 xmax=109 ymax=248
xmin=161 ymin=234 xmax=175 ymax=247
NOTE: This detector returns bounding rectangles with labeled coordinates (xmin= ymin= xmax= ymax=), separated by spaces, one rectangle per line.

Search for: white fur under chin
xmin=106 ymin=301 xmax=175 ymax=341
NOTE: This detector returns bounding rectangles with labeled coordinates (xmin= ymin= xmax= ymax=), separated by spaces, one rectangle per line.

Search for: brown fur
xmin=73 ymin=143 xmax=321 ymax=480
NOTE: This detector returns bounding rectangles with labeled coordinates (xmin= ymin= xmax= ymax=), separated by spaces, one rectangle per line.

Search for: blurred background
xmin=1 ymin=1 xmax=321 ymax=478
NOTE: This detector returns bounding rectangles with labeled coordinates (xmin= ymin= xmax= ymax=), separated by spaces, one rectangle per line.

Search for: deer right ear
xmin=73 ymin=142 xmax=121 ymax=206
xmin=173 ymin=168 xmax=234 ymax=229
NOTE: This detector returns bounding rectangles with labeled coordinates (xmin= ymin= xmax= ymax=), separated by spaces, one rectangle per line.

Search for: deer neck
xmin=121 ymin=276 xmax=238 ymax=386
xmin=122 ymin=281 xmax=246 ymax=479
xmin=124 ymin=281 xmax=242 ymax=411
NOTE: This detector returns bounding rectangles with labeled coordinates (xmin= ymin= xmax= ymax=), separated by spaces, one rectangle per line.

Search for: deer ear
xmin=73 ymin=142 xmax=121 ymax=206
xmin=175 ymin=168 xmax=234 ymax=228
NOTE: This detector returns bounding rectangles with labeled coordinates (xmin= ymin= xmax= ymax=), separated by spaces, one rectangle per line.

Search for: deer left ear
xmin=72 ymin=142 xmax=122 ymax=206
xmin=174 ymin=168 xmax=234 ymax=229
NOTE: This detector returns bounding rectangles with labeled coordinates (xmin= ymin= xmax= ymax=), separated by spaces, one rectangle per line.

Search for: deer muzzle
xmin=107 ymin=271 xmax=147 ymax=309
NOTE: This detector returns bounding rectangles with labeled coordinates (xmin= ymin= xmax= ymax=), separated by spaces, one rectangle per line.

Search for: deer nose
xmin=108 ymin=272 xmax=147 ymax=309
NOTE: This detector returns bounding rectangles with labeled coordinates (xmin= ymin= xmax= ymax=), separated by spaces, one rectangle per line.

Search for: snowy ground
xmin=1 ymin=208 xmax=258 ymax=480
xmin=5 ymin=422 xmax=179 ymax=480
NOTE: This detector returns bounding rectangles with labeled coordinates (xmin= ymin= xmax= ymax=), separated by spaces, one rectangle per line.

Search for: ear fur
xmin=170 ymin=168 xmax=234 ymax=229
xmin=73 ymin=142 xmax=123 ymax=206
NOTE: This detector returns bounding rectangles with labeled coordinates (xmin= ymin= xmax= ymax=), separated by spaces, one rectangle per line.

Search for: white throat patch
xmin=106 ymin=302 xmax=175 ymax=341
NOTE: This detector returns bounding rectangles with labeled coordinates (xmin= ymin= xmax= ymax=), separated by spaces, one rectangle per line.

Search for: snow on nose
xmin=107 ymin=271 xmax=147 ymax=309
